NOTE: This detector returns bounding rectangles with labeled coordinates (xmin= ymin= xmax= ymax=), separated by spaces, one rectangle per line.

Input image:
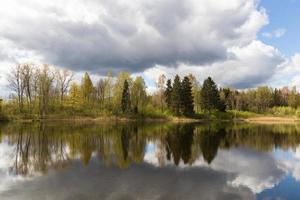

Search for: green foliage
xmin=227 ymin=110 xmax=259 ymax=119
xmin=200 ymin=77 xmax=223 ymax=112
xmin=81 ymin=72 xmax=94 ymax=105
xmin=288 ymin=87 xmax=300 ymax=109
xmin=131 ymin=76 xmax=147 ymax=114
xmin=181 ymin=76 xmax=194 ymax=115
xmin=171 ymin=75 xmax=183 ymax=116
xmin=4 ymin=63 xmax=300 ymax=121
xmin=255 ymin=86 xmax=273 ymax=112
xmin=268 ymin=106 xmax=297 ymax=116
xmin=121 ymin=80 xmax=131 ymax=114
xmin=164 ymin=79 xmax=172 ymax=109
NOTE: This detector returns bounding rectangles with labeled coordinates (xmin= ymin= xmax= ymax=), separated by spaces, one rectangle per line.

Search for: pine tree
xmin=200 ymin=77 xmax=222 ymax=112
xmin=121 ymin=80 xmax=131 ymax=114
xmin=164 ymin=79 xmax=172 ymax=109
xmin=171 ymin=75 xmax=182 ymax=115
xmin=181 ymin=76 xmax=194 ymax=115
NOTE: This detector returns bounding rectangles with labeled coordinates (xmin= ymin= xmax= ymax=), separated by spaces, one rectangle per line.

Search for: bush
xmin=268 ymin=106 xmax=296 ymax=116
xmin=227 ymin=110 xmax=259 ymax=119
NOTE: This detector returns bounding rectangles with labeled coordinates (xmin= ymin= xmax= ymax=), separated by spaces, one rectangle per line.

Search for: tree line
xmin=1 ymin=63 xmax=300 ymax=119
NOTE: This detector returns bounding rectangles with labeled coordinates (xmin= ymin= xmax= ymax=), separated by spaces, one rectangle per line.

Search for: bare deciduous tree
xmin=8 ymin=64 xmax=25 ymax=112
xmin=56 ymin=69 xmax=73 ymax=105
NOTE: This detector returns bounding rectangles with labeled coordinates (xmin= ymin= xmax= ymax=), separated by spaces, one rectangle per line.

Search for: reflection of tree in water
xmin=11 ymin=123 xmax=70 ymax=176
xmin=121 ymin=126 xmax=130 ymax=162
xmin=2 ymin=122 xmax=300 ymax=176
xmin=198 ymin=127 xmax=226 ymax=164
xmin=165 ymin=124 xmax=194 ymax=165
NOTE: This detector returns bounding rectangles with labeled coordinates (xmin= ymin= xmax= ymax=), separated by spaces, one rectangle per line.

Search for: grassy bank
xmin=2 ymin=108 xmax=300 ymax=124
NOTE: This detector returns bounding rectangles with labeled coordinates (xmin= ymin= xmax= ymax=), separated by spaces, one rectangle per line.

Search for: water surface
xmin=1 ymin=122 xmax=300 ymax=200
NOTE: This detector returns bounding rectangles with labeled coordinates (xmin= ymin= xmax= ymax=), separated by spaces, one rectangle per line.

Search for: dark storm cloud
xmin=1 ymin=18 xmax=226 ymax=74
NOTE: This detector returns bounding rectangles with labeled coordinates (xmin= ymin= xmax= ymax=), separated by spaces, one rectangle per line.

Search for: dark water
xmin=1 ymin=122 xmax=300 ymax=200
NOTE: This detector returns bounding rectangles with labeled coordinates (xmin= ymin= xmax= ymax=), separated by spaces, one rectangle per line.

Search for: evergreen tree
xmin=171 ymin=75 xmax=182 ymax=115
xmin=164 ymin=79 xmax=172 ymax=109
xmin=200 ymin=77 xmax=222 ymax=112
xmin=121 ymin=80 xmax=131 ymax=113
xmin=181 ymin=76 xmax=194 ymax=115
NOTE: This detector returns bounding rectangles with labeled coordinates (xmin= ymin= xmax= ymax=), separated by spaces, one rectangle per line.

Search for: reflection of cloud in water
xmin=210 ymin=148 xmax=285 ymax=193
xmin=0 ymin=158 xmax=254 ymax=200
xmin=145 ymin=145 xmax=285 ymax=193
xmin=275 ymin=145 xmax=300 ymax=181
xmin=0 ymin=141 xmax=26 ymax=192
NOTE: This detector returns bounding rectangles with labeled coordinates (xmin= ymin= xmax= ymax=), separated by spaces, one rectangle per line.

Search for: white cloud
xmin=143 ymin=143 xmax=285 ymax=193
xmin=262 ymin=28 xmax=286 ymax=38
xmin=0 ymin=0 xmax=293 ymax=95
xmin=268 ymin=53 xmax=300 ymax=88
xmin=262 ymin=28 xmax=287 ymax=38
xmin=143 ymin=40 xmax=284 ymax=88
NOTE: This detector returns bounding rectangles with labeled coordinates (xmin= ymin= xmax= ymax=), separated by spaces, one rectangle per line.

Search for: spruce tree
xmin=171 ymin=75 xmax=182 ymax=115
xmin=121 ymin=80 xmax=131 ymax=114
xmin=164 ymin=79 xmax=172 ymax=109
xmin=200 ymin=77 xmax=222 ymax=112
xmin=181 ymin=76 xmax=194 ymax=115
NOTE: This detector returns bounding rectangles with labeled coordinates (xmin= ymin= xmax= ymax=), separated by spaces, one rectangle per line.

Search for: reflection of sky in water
xmin=256 ymin=148 xmax=300 ymax=200
xmin=145 ymin=142 xmax=300 ymax=198
xmin=0 ymin=141 xmax=27 ymax=192
xmin=2 ymin=131 xmax=300 ymax=199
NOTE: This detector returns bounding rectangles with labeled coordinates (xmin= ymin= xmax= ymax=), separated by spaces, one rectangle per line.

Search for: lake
xmin=1 ymin=121 xmax=300 ymax=200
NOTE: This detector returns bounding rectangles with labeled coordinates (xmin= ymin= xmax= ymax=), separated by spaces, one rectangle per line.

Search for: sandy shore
xmin=245 ymin=117 xmax=300 ymax=124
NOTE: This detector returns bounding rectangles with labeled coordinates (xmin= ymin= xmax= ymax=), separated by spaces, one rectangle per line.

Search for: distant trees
xmin=4 ymin=63 xmax=300 ymax=119
xmin=288 ymin=87 xmax=300 ymax=109
xmin=255 ymin=86 xmax=273 ymax=112
xmin=162 ymin=75 xmax=195 ymax=116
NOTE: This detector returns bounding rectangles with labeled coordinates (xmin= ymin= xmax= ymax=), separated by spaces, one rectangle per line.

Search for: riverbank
xmin=245 ymin=116 xmax=300 ymax=124
xmin=2 ymin=111 xmax=300 ymax=124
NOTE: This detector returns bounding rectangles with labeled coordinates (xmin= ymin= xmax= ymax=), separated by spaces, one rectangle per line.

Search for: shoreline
xmin=2 ymin=115 xmax=300 ymax=124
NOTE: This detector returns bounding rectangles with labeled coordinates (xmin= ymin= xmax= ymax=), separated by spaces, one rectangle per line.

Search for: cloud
xmin=0 ymin=0 xmax=294 ymax=91
xmin=0 ymin=0 xmax=269 ymax=74
xmin=144 ymin=142 xmax=286 ymax=194
xmin=262 ymin=28 xmax=287 ymax=38
xmin=268 ymin=53 xmax=300 ymax=88
xmin=143 ymin=40 xmax=285 ymax=88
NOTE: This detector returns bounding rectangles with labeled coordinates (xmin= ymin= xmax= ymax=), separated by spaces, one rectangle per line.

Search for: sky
xmin=0 ymin=0 xmax=299 ymax=96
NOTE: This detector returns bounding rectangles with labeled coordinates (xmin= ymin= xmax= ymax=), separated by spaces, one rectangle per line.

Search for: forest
xmin=1 ymin=63 xmax=300 ymax=120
